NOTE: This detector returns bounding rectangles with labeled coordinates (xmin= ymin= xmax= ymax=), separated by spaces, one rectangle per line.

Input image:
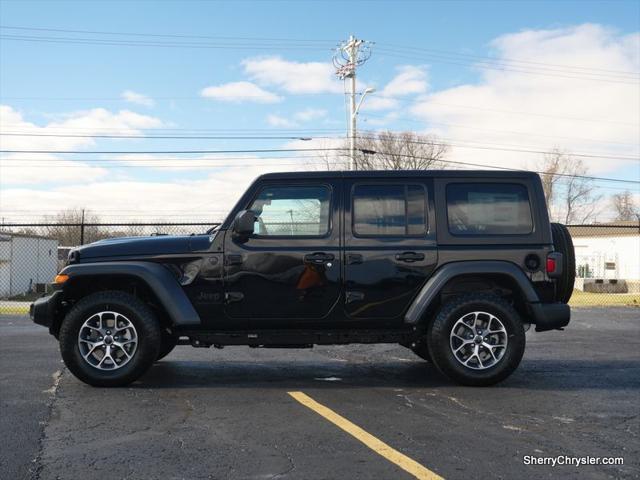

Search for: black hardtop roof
xmin=257 ymin=169 xmax=540 ymax=181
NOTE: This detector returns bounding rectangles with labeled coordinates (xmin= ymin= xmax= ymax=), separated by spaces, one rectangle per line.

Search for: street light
xmin=350 ymin=87 xmax=376 ymax=170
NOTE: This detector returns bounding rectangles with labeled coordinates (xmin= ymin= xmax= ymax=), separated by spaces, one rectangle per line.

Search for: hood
xmin=74 ymin=233 xmax=215 ymax=261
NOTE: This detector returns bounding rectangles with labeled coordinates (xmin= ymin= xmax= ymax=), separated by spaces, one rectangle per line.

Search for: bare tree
xmin=314 ymin=131 xmax=448 ymax=171
xmin=540 ymin=149 xmax=602 ymax=224
xmin=540 ymin=148 xmax=564 ymax=207
xmin=355 ymin=131 xmax=448 ymax=170
xmin=42 ymin=209 xmax=102 ymax=245
xmin=611 ymin=190 xmax=639 ymax=221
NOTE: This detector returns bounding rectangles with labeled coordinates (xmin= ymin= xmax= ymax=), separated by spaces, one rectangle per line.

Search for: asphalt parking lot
xmin=1 ymin=308 xmax=638 ymax=480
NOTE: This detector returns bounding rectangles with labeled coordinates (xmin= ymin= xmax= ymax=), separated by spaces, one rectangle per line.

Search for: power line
xmin=364 ymin=100 xmax=639 ymax=126
xmin=0 ymin=147 xmax=348 ymax=154
xmin=2 ymin=141 xmax=638 ymax=161
xmin=3 ymin=130 xmax=638 ymax=161
xmin=379 ymin=42 xmax=640 ymax=77
xmin=358 ymin=150 xmax=640 ymax=185
xmin=0 ymin=34 xmax=332 ymax=51
xmin=4 ymin=33 xmax=634 ymax=85
xmin=1 ymin=151 xmax=637 ymax=185
xmin=0 ymin=132 xmax=327 ymax=140
xmin=2 ymin=120 xmax=637 ymax=148
xmin=376 ymin=46 xmax=638 ymax=82
xmin=3 ymin=25 xmax=635 ymax=77
xmin=355 ymin=134 xmax=640 ymax=161
xmin=0 ymin=25 xmax=333 ymax=43
xmin=361 ymin=121 xmax=639 ymax=148
xmin=376 ymin=47 xmax=640 ymax=85
xmin=0 ymin=124 xmax=345 ymax=133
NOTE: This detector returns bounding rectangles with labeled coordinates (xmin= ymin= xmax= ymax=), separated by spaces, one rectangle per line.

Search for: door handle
xmin=345 ymin=291 xmax=364 ymax=304
xmin=395 ymin=252 xmax=425 ymax=263
xmin=346 ymin=253 xmax=363 ymax=265
xmin=304 ymin=252 xmax=335 ymax=264
xmin=225 ymin=254 xmax=243 ymax=266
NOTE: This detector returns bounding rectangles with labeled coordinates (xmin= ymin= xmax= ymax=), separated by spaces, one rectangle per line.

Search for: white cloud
xmin=294 ymin=108 xmax=327 ymax=122
xmin=266 ymin=114 xmax=296 ymax=128
xmin=360 ymin=96 xmax=399 ymax=111
xmin=381 ymin=65 xmax=429 ymax=97
xmin=242 ymin=56 xmax=341 ymax=94
xmin=358 ymin=66 xmax=427 ymax=112
xmin=200 ymin=81 xmax=282 ymax=103
xmin=0 ymin=105 xmax=163 ymax=152
xmin=121 ymin=90 xmax=155 ymax=107
xmin=0 ymin=154 xmax=107 ymax=185
xmin=0 ymin=158 xmax=316 ymax=221
xmin=0 ymin=105 xmax=164 ymax=187
xmin=265 ymin=108 xmax=328 ymax=128
xmin=409 ymin=24 xmax=640 ymax=175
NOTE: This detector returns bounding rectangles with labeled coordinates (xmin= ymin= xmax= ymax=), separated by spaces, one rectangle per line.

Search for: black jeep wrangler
xmin=31 ymin=170 xmax=574 ymax=387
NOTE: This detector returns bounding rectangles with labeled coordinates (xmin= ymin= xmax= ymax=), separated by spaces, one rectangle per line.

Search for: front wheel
xmin=59 ymin=291 xmax=162 ymax=387
xmin=427 ymin=293 xmax=525 ymax=386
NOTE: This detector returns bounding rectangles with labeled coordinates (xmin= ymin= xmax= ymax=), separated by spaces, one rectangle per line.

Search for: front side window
xmin=446 ymin=183 xmax=533 ymax=235
xmin=353 ymin=184 xmax=427 ymax=236
xmin=248 ymin=185 xmax=331 ymax=237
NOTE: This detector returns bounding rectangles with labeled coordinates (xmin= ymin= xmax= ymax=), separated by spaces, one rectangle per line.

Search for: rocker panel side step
xmin=177 ymin=328 xmax=418 ymax=347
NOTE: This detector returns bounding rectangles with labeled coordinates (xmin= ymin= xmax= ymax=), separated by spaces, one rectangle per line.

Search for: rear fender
xmin=405 ymin=261 xmax=540 ymax=325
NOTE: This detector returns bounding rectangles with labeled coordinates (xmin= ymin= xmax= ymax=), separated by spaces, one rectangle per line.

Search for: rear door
xmin=343 ymin=178 xmax=437 ymax=325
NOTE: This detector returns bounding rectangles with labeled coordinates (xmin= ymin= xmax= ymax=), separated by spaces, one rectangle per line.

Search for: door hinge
xmin=345 ymin=291 xmax=364 ymax=304
xmin=224 ymin=291 xmax=245 ymax=303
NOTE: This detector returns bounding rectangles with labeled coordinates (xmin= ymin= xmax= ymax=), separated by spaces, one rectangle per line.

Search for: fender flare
xmin=60 ymin=261 xmax=200 ymax=326
xmin=404 ymin=261 xmax=540 ymax=325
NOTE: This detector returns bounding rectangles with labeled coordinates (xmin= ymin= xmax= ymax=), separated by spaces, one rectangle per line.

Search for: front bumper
xmin=30 ymin=291 xmax=62 ymax=332
xmin=530 ymin=302 xmax=570 ymax=332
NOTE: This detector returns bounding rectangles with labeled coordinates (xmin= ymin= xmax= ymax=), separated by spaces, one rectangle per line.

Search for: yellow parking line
xmin=287 ymin=391 xmax=444 ymax=480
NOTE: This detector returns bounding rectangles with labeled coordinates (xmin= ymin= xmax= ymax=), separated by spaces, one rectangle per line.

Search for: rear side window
xmin=353 ymin=184 xmax=427 ymax=236
xmin=446 ymin=183 xmax=533 ymax=235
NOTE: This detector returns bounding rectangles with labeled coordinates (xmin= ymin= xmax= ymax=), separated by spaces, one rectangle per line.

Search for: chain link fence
xmin=0 ymin=221 xmax=638 ymax=314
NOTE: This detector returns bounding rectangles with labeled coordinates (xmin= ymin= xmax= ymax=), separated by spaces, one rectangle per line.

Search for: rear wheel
xmin=428 ymin=293 xmax=525 ymax=386
xmin=59 ymin=291 xmax=161 ymax=387
xmin=551 ymin=223 xmax=576 ymax=303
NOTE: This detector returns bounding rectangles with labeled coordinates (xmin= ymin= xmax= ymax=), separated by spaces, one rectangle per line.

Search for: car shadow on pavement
xmin=131 ymin=358 xmax=640 ymax=390
xmin=135 ymin=360 xmax=448 ymax=389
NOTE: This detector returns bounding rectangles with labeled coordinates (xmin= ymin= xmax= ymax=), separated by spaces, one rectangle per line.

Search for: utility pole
xmin=80 ymin=208 xmax=85 ymax=245
xmin=334 ymin=35 xmax=373 ymax=170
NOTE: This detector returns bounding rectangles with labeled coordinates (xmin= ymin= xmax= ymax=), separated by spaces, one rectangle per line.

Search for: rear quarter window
xmin=446 ymin=183 xmax=533 ymax=235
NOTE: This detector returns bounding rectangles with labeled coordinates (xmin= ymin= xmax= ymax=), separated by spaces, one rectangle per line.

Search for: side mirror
xmin=232 ymin=210 xmax=257 ymax=237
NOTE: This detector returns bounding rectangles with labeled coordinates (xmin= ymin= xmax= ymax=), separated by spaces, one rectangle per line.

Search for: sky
xmin=0 ymin=0 xmax=639 ymax=224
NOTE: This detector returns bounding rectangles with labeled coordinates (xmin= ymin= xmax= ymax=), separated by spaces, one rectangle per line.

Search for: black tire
xmin=427 ymin=293 xmax=526 ymax=386
xmin=551 ymin=223 xmax=576 ymax=303
xmin=408 ymin=340 xmax=432 ymax=362
xmin=157 ymin=330 xmax=178 ymax=361
xmin=59 ymin=291 xmax=161 ymax=387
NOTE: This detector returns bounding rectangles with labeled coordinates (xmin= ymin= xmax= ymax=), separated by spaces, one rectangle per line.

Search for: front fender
xmin=60 ymin=261 xmax=200 ymax=326
xmin=404 ymin=261 xmax=540 ymax=325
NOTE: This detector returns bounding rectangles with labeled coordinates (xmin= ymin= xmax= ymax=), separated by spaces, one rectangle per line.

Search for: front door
xmin=343 ymin=179 xmax=438 ymax=325
xmin=224 ymin=180 xmax=342 ymax=327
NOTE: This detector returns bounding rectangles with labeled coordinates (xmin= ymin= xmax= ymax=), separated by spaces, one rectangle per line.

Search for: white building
xmin=0 ymin=233 xmax=59 ymax=298
xmin=568 ymin=223 xmax=640 ymax=292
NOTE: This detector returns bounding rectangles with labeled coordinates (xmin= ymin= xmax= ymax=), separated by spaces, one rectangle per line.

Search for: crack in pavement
xmin=29 ymin=367 xmax=65 ymax=480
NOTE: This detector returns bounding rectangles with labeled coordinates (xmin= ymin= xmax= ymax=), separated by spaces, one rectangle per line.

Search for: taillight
xmin=546 ymin=252 xmax=563 ymax=278
xmin=546 ymin=257 xmax=556 ymax=274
